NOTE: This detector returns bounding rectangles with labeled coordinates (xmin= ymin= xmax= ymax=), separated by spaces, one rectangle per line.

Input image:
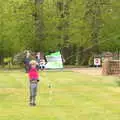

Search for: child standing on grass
xmin=28 ymin=60 xmax=39 ymax=106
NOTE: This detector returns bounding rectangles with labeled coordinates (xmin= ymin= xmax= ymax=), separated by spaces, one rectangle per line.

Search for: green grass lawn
xmin=0 ymin=69 xmax=120 ymax=120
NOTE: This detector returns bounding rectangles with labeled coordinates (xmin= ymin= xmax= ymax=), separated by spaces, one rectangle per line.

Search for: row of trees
xmin=0 ymin=0 xmax=120 ymax=65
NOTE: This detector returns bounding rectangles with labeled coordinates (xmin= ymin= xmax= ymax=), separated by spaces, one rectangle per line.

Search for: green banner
xmin=46 ymin=51 xmax=63 ymax=69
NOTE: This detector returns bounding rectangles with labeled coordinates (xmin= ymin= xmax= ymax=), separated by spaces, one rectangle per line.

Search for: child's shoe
xmin=32 ymin=103 xmax=36 ymax=106
xmin=29 ymin=103 xmax=33 ymax=106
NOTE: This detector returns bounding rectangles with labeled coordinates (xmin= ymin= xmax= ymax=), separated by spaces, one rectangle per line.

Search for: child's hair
xmin=29 ymin=60 xmax=37 ymax=65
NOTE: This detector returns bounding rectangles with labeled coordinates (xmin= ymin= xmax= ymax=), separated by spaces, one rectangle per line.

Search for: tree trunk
xmin=75 ymin=46 xmax=80 ymax=66
xmin=33 ymin=0 xmax=44 ymax=51
xmin=84 ymin=0 xmax=103 ymax=54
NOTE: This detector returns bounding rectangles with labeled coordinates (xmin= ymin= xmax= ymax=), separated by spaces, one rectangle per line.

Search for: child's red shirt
xmin=28 ymin=68 xmax=39 ymax=80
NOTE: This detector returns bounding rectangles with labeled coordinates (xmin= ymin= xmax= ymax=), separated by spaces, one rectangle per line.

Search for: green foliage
xmin=4 ymin=57 xmax=12 ymax=63
xmin=0 ymin=0 xmax=34 ymax=57
xmin=0 ymin=0 xmax=120 ymax=65
xmin=99 ymin=0 xmax=120 ymax=52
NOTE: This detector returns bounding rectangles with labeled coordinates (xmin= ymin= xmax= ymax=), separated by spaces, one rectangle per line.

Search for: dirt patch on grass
xmin=66 ymin=68 xmax=102 ymax=76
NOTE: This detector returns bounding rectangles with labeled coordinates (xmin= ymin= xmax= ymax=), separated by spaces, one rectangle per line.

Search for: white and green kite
xmin=45 ymin=51 xmax=63 ymax=69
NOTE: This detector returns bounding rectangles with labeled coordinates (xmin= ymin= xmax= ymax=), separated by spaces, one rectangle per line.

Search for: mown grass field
xmin=0 ymin=69 xmax=120 ymax=120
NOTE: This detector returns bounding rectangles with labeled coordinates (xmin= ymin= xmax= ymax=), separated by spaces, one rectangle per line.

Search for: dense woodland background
xmin=0 ymin=0 xmax=120 ymax=65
